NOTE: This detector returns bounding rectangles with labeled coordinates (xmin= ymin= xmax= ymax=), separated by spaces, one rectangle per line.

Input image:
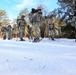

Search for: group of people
xmin=1 ymin=25 xmax=12 ymax=40
xmin=1 ymin=8 xmax=55 ymax=42
xmin=16 ymin=8 xmax=43 ymax=42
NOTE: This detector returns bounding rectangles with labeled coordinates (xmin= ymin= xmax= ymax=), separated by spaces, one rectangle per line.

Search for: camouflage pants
xmin=49 ymin=30 xmax=55 ymax=39
xmin=34 ymin=24 xmax=40 ymax=39
xmin=2 ymin=31 xmax=7 ymax=39
xmin=19 ymin=27 xmax=25 ymax=39
xmin=7 ymin=31 xmax=12 ymax=39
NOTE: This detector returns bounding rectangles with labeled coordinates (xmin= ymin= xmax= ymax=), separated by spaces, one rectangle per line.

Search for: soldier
xmin=29 ymin=8 xmax=42 ymax=42
xmin=7 ymin=25 xmax=12 ymax=40
xmin=17 ymin=15 xmax=26 ymax=41
xmin=27 ymin=24 xmax=32 ymax=41
xmin=1 ymin=26 xmax=7 ymax=40
xmin=48 ymin=21 xmax=55 ymax=40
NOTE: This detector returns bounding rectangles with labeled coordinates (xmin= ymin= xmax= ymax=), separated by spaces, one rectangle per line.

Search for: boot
xmin=20 ymin=38 xmax=25 ymax=41
xmin=51 ymin=38 xmax=55 ymax=41
xmin=33 ymin=37 xmax=40 ymax=42
xmin=3 ymin=36 xmax=6 ymax=40
xmin=32 ymin=38 xmax=37 ymax=42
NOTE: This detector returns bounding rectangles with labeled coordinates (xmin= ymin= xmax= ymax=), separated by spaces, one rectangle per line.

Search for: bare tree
xmin=17 ymin=8 xmax=29 ymax=22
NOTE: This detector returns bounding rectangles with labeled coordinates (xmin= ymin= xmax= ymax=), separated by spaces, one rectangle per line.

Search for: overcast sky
xmin=0 ymin=0 xmax=59 ymax=20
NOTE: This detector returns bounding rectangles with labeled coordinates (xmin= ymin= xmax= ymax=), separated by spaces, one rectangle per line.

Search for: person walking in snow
xmin=1 ymin=26 xmax=7 ymax=40
xmin=48 ymin=21 xmax=55 ymax=40
xmin=7 ymin=25 xmax=12 ymax=40
xmin=27 ymin=24 xmax=33 ymax=41
xmin=29 ymin=8 xmax=42 ymax=42
xmin=17 ymin=15 xmax=26 ymax=41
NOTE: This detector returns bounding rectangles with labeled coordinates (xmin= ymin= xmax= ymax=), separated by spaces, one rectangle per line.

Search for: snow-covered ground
xmin=0 ymin=38 xmax=76 ymax=75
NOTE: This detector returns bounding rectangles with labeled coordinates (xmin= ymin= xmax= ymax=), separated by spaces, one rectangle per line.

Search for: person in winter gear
xmin=27 ymin=25 xmax=32 ymax=41
xmin=7 ymin=25 xmax=12 ymax=40
xmin=17 ymin=15 xmax=26 ymax=41
xmin=48 ymin=21 xmax=55 ymax=40
xmin=29 ymin=8 xmax=42 ymax=42
xmin=1 ymin=26 xmax=7 ymax=40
